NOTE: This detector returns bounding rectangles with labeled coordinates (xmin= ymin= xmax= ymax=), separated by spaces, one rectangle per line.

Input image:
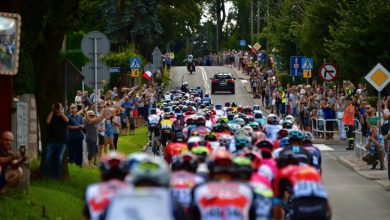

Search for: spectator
xmin=104 ymin=108 xmax=115 ymax=152
xmin=44 ymin=102 xmax=69 ymax=179
xmin=112 ymin=108 xmax=122 ymax=150
xmin=0 ymin=131 xmax=28 ymax=194
xmin=84 ymin=110 xmax=106 ymax=167
xmin=82 ymin=91 xmax=92 ymax=109
xmin=67 ymin=104 xmax=84 ymax=167
xmin=112 ymin=87 xmax=119 ymax=98
xmin=75 ymin=90 xmax=83 ymax=111
xmin=363 ymin=126 xmax=385 ymax=170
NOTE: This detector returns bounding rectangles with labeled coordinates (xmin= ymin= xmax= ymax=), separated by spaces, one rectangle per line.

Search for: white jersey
xmin=215 ymin=109 xmax=225 ymax=118
xmin=105 ymin=187 xmax=175 ymax=220
xmin=148 ymin=114 xmax=161 ymax=126
xmin=264 ymin=124 xmax=282 ymax=142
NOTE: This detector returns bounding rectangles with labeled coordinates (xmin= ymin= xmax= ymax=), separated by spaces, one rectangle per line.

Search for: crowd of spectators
xmin=44 ymin=84 xmax=157 ymax=178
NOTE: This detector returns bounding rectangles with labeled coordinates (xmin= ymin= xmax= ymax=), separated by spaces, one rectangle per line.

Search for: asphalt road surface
xmin=170 ymin=66 xmax=390 ymax=220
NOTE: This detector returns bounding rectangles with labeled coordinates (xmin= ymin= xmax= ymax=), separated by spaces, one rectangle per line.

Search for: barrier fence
xmin=312 ymin=118 xmax=361 ymax=140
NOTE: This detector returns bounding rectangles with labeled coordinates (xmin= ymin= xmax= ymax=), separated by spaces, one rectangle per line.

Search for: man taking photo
xmin=363 ymin=126 xmax=385 ymax=170
xmin=0 ymin=131 xmax=28 ymax=194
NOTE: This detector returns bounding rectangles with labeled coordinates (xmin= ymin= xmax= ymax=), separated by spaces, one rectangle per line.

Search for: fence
xmin=312 ymin=118 xmax=361 ymax=140
xmin=354 ymin=130 xmax=367 ymax=159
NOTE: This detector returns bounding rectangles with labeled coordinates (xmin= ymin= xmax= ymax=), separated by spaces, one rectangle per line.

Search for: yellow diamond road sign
xmin=253 ymin=42 xmax=262 ymax=51
xmin=365 ymin=63 xmax=390 ymax=92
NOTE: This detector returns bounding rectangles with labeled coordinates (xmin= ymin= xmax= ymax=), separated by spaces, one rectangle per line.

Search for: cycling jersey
xmin=264 ymin=124 xmax=282 ymax=142
xmin=190 ymin=181 xmax=257 ymax=220
xmin=191 ymin=126 xmax=211 ymax=137
xmin=249 ymin=173 xmax=274 ymax=220
xmin=302 ymin=144 xmax=322 ymax=173
xmin=183 ymin=125 xmax=196 ymax=139
xmin=278 ymin=145 xmax=313 ymax=167
xmin=170 ymin=171 xmax=204 ymax=211
xmin=161 ymin=119 xmax=173 ymax=129
xmin=148 ymin=114 xmax=161 ymax=127
xmin=215 ymin=110 xmax=225 ymax=118
xmin=104 ymin=187 xmax=186 ymax=220
xmin=84 ymin=180 xmax=130 ymax=220
xmin=164 ymin=142 xmax=189 ymax=164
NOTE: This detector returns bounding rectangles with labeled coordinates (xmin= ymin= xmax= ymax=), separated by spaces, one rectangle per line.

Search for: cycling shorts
xmin=148 ymin=125 xmax=160 ymax=137
xmin=290 ymin=197 xmax=330 ymax=220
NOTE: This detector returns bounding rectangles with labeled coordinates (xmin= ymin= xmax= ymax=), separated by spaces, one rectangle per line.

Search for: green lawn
xmin=0 ymin=128 xmax=148 ymax=220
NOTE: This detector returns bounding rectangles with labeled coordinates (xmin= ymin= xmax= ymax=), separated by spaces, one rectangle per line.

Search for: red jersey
xmin=274 ymin=165 xmax=327 ymax=200
xmin=164 ymin=142 xmax=188 ymax=163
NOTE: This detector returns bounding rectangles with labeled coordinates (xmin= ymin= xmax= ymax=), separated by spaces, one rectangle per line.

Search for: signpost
xmin=130 ymin=58 xmax=141 ymax=69
xmin=290 ymin=56 xmax=305 ymax=77
xmin=109 ymin=67 xmax=121 ymax=73
xmin=131 ymin=69 xmax=139 ymax=77
xmin=319 ymin=64 xmax=337 ymax=81
xmin=81 ymin=31 xmax=110 ymax=112
xmin=365 ymin=63 xmax=390 ymax=130
xmin=253 ymin=42 xmax=262 ymax=51
xmin=303 ymin=70 xmax=312 ymax=78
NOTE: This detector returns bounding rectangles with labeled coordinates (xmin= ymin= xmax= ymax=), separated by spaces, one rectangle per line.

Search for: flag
xmin=143 ymin=70 xmax=152 ymax=80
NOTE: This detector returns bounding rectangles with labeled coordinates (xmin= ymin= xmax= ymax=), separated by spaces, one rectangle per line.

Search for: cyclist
xmin=83 ymin=152 xmax=129 ymax=220
xmin=182 ymin=116 xmax=196 ymax=140
xmin=264 ymin=114 xmax=282 ymax=141
xmin=160 ymin=113 xmax=174 ymax=147
xmin=148 ymin=108 xmax=162 ymax=154
xmin=189 ymin=149 xmax=258 ymax=220
xmin=172 ymin=114 xmax=185 ymax=137
xmin=170 ymin=153 xmax=204 ymax=212
xmin=274 ymin=152 xmax=331 ymax=220
xmin=278 ymin=130 xmax=313 ymax=167
xmin=164 ymin=133 xmax=189 ymax=164
xmin=302 ymin=131 xmax=322 ymax=173
xmin=104 ymin=154 xmax=187 ymax=220
xmin=190 ymin=116 xmax=211 ymax=137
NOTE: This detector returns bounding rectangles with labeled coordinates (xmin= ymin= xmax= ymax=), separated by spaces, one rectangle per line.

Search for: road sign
xmin=152 ymin=47 xmax=162 ymax=68
xmin=81 ymin=61 xmax=110 ymax=89
xmin=239 ymin=40 xmax=246 ymax=46
xmin=109 ymin=67 xmax=121 ymax=73
xmin=131 ymin=69 xmax=139 ymax=77
xmin=365 ymin=63 xmax=390 ymax=92
xmin=81 ymin=31 xmax=110 ymax=60
xmin=319 ymin=64 xmax=337 ymax=81
xmin=303 ymin=70 xmax=312 ymax=78
xmin=253 ymin=42 xmax=262 ymax=51
xmin=130 ymin=58 xmax=141 ymax=69
xmin=290 ymin=56 xmax=305 ymax=76
xmin=301 ymin=57 xmax=314 ymax=70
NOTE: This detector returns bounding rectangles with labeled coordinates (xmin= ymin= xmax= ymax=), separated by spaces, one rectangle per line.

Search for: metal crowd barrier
xmin=311 ymin=118 xmax=361 ymax=140
xmin=354 ymin=130 xmax=366 ymax=158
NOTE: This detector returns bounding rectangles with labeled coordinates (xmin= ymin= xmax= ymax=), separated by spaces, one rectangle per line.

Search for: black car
xmin=210 ymin=72 xmax=235 ymax=94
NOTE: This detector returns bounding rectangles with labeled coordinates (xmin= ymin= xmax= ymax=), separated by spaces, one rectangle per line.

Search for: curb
xmin=337 ymin=156 xmax=360 ymax=172
xmin=142 ymin=141 xmax=150 ymax=152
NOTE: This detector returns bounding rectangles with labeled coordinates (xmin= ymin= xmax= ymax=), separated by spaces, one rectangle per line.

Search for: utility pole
xmin=266 ymin=1 xmax=270 ymax=70
xmin=257 ymin=0 xmax=260 ymax=42
xmin=250 ymin=0 xmax=254 ymax=45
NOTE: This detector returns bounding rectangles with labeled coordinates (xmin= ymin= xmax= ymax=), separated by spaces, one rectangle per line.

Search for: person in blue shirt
xmin=120 ymin=96 xmax=133 ymax=123
xmin=67 ymin=104 xmax=84 ymax=167
xmin=320 ymin=98 xmax=335 ymax=140
xmin=363 ymin=126 xmax=385 ymax=170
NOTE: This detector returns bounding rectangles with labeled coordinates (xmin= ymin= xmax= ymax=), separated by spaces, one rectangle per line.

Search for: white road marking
xmin=313 ymin=144 xmax=334 ymax=151
xmin=198 ymin=66 xmax=210 ymax=94
xmin=240 ymin=79 xmax=248 ymax=83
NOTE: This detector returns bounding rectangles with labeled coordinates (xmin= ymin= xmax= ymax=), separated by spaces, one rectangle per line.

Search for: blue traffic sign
xmin=109 ymin=67 xmax=121 ymax=73
xmin=301 ymin=57 xmax=314 ymax=70
xmin=130 ymin=57 xmax=141 ymax=69
xmin=290 ymin=56 xmax=305 ymax=76
xmin=239 ymin=40 xmax=246 ymax=46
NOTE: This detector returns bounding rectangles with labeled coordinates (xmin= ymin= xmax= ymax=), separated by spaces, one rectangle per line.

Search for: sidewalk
xmin=338 ymin=154 xmax=390 ymax=191
xmin=227 ymin=65 xmax=346 ymax=145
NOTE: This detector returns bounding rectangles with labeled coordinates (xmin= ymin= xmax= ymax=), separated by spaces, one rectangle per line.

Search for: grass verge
xmin=0 ymin=127 xmax=148 ymax=220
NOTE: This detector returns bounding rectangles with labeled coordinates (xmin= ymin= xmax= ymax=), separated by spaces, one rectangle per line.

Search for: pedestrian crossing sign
xmin=130 ymin=58 xmax=141 ymax=69
xmin=301 ymin=57 xmax=314 ymax=70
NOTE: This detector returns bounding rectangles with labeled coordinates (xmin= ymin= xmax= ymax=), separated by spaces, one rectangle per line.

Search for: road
xmin=170 ymin=66 xmax=390 ymax=220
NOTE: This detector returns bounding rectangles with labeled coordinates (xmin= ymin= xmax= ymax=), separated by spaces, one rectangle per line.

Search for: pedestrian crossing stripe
xmin=313 ymin=144 xmax=334 ymax=151
xmin=302 ymin=58 xmax=313 ymax=70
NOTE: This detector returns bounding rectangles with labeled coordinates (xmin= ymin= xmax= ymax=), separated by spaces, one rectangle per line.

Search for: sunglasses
xmin=70 ymin=106 xmax=77 ymax=109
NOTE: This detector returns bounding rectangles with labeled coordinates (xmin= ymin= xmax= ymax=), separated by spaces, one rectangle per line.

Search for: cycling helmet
xmin=285 ymin=115 xmax=294 ymax=122
xmin=207 ymin=149 xmax=233 ymax=174
xmin=219 ymin=135 xmax=233 ymax=148
xmin=303 ymin=131 xmax=313 ymax=144
xmin=212 ymin=123 xmax=224 ymax=132
xmin=254 ymin=112 xmax=263 ymax=119
xmin=235 ymin=134 xmax=252 ymax=149
xmin=282 ymin=120 xmax=293 ymax=129
xmin=241 ymin=150 xmax=262 ymax=169
xmin=276 ymin=150 xmax=301 ymax=168
xmin=227 ymin=113 xmax=234 ymax=121
xmin=279 ymin=137 xmax=291 ymax=148
xmin=252 ymin=131 xmax=267 ymax=143
xmin=255 ymin=139 xmax=274 ymax=158
xmin=288 ymin=130 xmax=305 ymax=143
xmin=163 ymin=107 xmax=171 ymax=113
xmin=127 ymin=152 xmax=149 ymax=172
xmin=228 ymin=123 xmax=241 ymax=134
xmin=171 ymin=153 xmax=198 ymax=173
xmin=243 ymin=106 xmax=252 ymax=114
xmin=217 ymin=117 xmax=228 ymax=124
xmin=205 ymin=132 xmax=217 ymax=142
xmin=215 ymin=104 xmax=222 ymax=110
xmin=231 ymin=102 xmax=237 ymax=107
xmin=237 ymin=106 xmax=243 ymax=113
xmin=224 ymin=102 xmax=231 ymax=107
xmin=267 ymin=114 xmax=279 ymax=125
xmin=277 ymin=129 xmax=289 ymax=139
xmin=249 ymin=122 xmax=260 ymax=131
xmin=196 ymin=116 xmax=206 ymax=126
xmin=234 ymin=117 xmax=245 ymax=127
xmin=163 ymin=113 xmax=171 ymax=119
xmin=173 ymin=132 xmax=185 ymax=142
xmin=100 ymin=152 xmax=128 ymax=181
xmin=253 ymin=105 xmax=260 ymax=111
xmin=129 ymin=155 xmax=170 ymax=186
xmin=174 ymin=107 xmax=181 ymax=114
xmin=185 ymin=116 xmax=195 ymax=125
xmin=232 ymin=156 xmax=253 ymax=180
xmin=242 ymin=125 xmax=254 ymax=136
xmin=191 ymin=146 xmax=211 ymax=163
xmin=150 ymin=108 xmax=157 ymax=114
